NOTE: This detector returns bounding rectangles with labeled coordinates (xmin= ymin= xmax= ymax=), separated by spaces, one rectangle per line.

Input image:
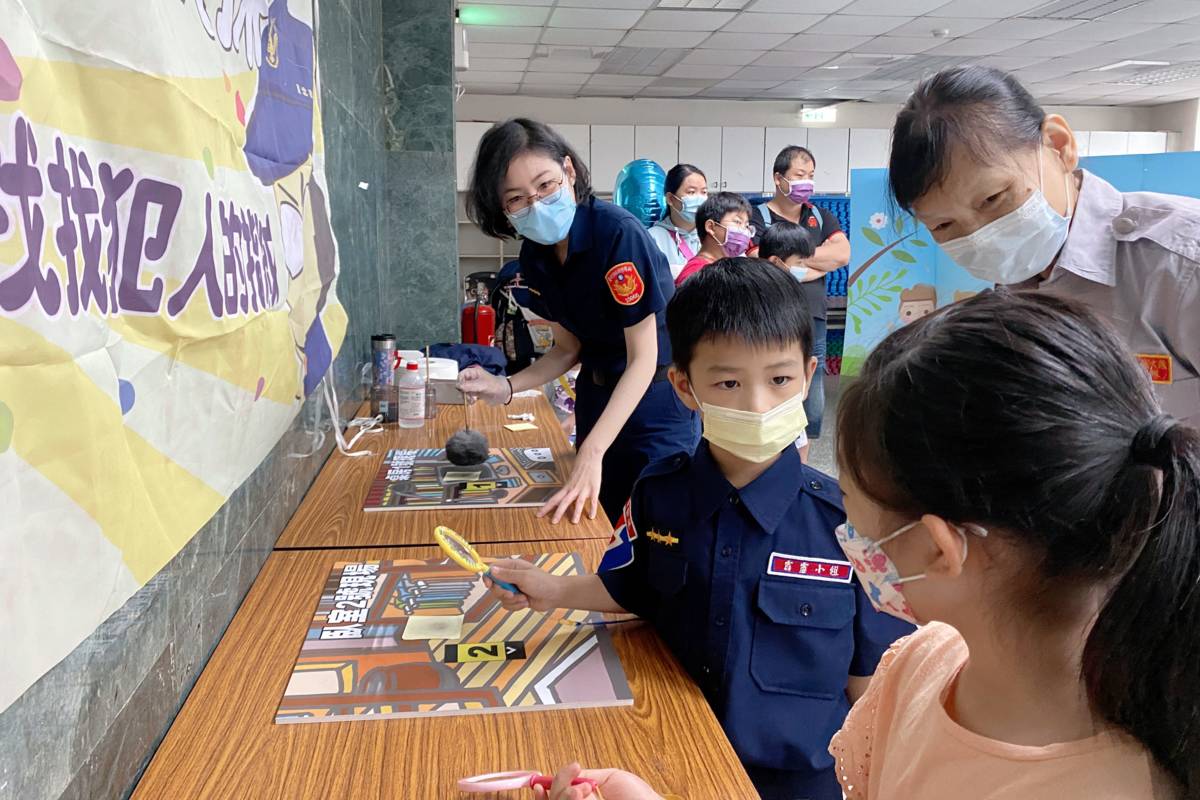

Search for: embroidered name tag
xmin=1136 ymin=353 xmax=1173 ymax=384
xmin=767 ymin=552 xmax=853 ymax=583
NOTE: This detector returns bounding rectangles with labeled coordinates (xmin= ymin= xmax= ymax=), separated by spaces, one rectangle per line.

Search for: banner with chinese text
xmin=0 ymin=0 xmax=346 ymax=711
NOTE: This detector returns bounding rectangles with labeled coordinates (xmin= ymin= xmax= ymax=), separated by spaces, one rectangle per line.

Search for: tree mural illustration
xmin=846 ymin=211 xmax=930 ymax=336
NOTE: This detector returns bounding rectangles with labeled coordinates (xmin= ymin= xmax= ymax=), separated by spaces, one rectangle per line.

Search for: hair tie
xmin=1131 ymin=413 xmax=1176 ymax=467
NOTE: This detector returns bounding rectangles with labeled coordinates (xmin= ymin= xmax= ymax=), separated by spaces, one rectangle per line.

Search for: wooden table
xmin=277 ymin=396 xmax=613 ymax=550
xmin=134 ymin=540 xmax=758 ymax=800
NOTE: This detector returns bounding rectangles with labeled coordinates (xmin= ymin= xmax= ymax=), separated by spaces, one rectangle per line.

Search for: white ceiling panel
xmin=462 ymin=69 xmax=528 ymax=83
xmin=713 ymin=79 xmax=787 ymax=90
xmin=1100 ymin=0 xmax=1200 ymax=24
xmin=527 ymin=56 xmax=603 ymax=72
xmin=702 ymin=32 xmax=794 ymax=49
xmin=748 ymin=0 xmax=852 ymax=10
xmin=979 ymin=54 xmax=1048 ymax=71
xmin=586 ymin=73 xmax=656 ymax=86
xmin=620 ymin=29 xmax=711 ymax=47
xmin=928 ymin=37 xmax=1020 ymax=56
xmin=732 ymin=65 xmax=813 ymax=81
xmin=466 ymin=26 xmax=543 ymax=44
xmin=638 ymin=9 xmax=738 ymax=30
xmin=1043 ymin=21 xmax=1161 ymax=41
xmin=468 ymin=57 xmax=531 ymax=72
xmin=1007 ymin=38 xmax=1097 ymax=57
xmin=522 ymin=71 xmax=589 ymax=84
xmin=885 ymin=16 xmax=993 ymax=37
xmin=928 ymin=0 xmax=1048 ymax=17
xmin=719 ymin=13 xmax=825 ymax=33
xmin=806 ymin=14 xmax=908 ymax=35
xmin=464 ymin=83 xmax=520 ymax=94
xmin=778 ymin=33 xmax=874 ymax=51
xmin=548 ymin=8 xmax=646 ymax=28
xmin=556 ymin=0 xmax=657 ymax=6
xmin=540 ymin=28 xmax=627 ymax=45
xmin=861 ymin=36 xmax=941 ymax=54
xmin=468 ymin=42 xmax=536 ymax=59
xmin=753 ymin=50 xmax=835 ymax=67
xmin=664 ymin=63 xmax=744 ymax=79
xmin=840 ymin=0 xmax=946 ymax=14
xmin=969 ymin=18 xmax=1084 ymax=39
xmin=457 ymin=0 xmax=1200 ymax=107
xmin=681 ymin=49 xmax=763 ymax=65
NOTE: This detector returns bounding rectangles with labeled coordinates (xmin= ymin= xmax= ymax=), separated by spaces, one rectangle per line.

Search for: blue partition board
xmin=1080 ymin=151 xmax=1200 ymax=199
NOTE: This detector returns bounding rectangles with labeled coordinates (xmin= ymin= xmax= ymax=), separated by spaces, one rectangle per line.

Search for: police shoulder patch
xmin=605 ymin=262 xmax=645 ymax=306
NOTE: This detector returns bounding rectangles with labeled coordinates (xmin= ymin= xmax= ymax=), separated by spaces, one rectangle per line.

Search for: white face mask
xmin=939 ymin=146 xmax=1074 ymax=286
xmin=691 ymin=387 xmax=808 ymax=463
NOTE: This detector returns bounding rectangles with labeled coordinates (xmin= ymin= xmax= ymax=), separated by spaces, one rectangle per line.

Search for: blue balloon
xmin=613 ymin=159 xmax=667 ymax=227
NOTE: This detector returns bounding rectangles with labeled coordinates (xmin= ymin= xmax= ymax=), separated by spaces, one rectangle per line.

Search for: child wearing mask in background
xmin=675 ymin=192 xmax=753 ymax=286
xmin=484 ymin=259 xmax=913 ymax=800
xmin=758 ymin=221 xmax=820 ymax=463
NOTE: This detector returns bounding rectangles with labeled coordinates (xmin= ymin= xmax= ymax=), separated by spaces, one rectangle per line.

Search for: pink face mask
xmin=715 ymin=222 xmax=751 ymax=257
xmin=834 ymin=520 xmax=987 ymax=625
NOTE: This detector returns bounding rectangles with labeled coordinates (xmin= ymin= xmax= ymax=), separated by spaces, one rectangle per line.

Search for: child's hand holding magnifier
xmin=484 ymin=559 xmax=564 ymax=613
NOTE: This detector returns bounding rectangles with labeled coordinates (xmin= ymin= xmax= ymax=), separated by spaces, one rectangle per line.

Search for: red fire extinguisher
xmin=461 ymin=299 xmax=496 ymax=346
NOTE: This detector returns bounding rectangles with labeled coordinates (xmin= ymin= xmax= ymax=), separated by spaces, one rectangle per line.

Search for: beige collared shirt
xmin=1031 ymin=170 xmax=1199 ymax=427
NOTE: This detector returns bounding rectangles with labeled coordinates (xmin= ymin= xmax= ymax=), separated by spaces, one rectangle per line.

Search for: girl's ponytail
xmin=1083 ymin=416 xmax=1200 ymax=795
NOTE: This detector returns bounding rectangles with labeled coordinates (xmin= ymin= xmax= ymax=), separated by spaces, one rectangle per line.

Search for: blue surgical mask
xmin=507 ymin=185 xmax=577 ymax=245
xmin=939 ymin=146 xmax=1074 ymax=285
xmin=672 ymin=193 xmax=707 ymax=224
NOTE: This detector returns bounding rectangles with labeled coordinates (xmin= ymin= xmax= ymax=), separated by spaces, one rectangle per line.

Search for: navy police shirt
xmin=599 ymin=441 xmax=914 ymax=781
xmin=519 ymin=197 xmax=675 ymax=377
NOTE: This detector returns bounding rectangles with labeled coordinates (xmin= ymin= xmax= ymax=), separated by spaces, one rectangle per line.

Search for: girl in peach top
xmin=529 ymin=290 xmax=1197 ymax=800
xmin=828 ymin=289 xmax=1195 ymax=800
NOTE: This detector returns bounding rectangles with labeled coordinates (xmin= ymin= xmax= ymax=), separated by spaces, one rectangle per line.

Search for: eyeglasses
xmin=504 ymin=170 xmax=567 ymax=218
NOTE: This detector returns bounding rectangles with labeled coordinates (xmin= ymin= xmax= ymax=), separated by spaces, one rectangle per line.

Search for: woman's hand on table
xmin=457 ymin=366 xmax=510 ymax=406
xmin=484 ymin=559 xmax=562 ymax=613
xmin=537 ymin=444 xmax=603 ymax=524
xmin=533 ymin=762 xmax=665 ymax=800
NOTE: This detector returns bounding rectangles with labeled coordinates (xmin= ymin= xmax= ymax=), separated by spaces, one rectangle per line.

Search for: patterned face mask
xmin=834 ymin=521 xmax=987 ymax=624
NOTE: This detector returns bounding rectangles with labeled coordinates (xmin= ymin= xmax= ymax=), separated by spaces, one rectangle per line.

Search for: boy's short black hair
xmin=695 ymin=191 xmax=752 ymax=245
xmin=667 ymin=257 xmax=813 ymax=371
xmin=758 ymin=220 xmax=815 ymax=262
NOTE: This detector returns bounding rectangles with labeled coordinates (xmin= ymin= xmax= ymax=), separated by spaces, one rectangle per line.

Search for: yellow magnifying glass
xmin=434 ymin=526 xmax=520 ymax=592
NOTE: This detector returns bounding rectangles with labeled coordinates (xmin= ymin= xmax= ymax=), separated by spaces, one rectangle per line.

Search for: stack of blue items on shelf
xmin=811 ymin=195 xmax=850 ymax=299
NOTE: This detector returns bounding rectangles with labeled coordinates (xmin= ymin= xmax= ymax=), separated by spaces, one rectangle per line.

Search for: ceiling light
xmin=1093 ymin=59 xmax=1169 ymax=71
xmin=1115 ymin=62 xmax=1200 ymax=86
xmin=1021 ymin=0 xmax=1143 ymax=20
xmin=655 ymin=0 xmax=751 ymax=7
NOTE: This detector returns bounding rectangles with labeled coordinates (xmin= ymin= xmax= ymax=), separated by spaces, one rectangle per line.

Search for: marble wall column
xmin=380 ymin=0 xmax=461 ymax=350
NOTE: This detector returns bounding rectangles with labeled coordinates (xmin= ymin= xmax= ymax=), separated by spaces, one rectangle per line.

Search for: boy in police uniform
xmin=486 ymin=259 xmax=913 ymax=800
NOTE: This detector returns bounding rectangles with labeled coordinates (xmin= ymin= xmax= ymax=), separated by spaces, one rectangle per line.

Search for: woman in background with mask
xmin=648 ymin=163 xmax=707 ymax=280
xmin=890 ymin=65 xmax=1199 ymax=427
xmin=463 ymin=119 xmax=699 ymax=525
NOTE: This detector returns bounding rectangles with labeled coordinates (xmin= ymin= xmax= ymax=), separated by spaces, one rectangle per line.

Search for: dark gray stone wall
xmin=0 ymin=1 xmax=393 ymax=798
xmin=380 ymin=0 xmax=461 ymax=350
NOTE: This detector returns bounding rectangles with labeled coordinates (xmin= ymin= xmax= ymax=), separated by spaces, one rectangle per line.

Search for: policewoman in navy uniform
xmin=462 ymin=119 xmax=699 ymax=524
